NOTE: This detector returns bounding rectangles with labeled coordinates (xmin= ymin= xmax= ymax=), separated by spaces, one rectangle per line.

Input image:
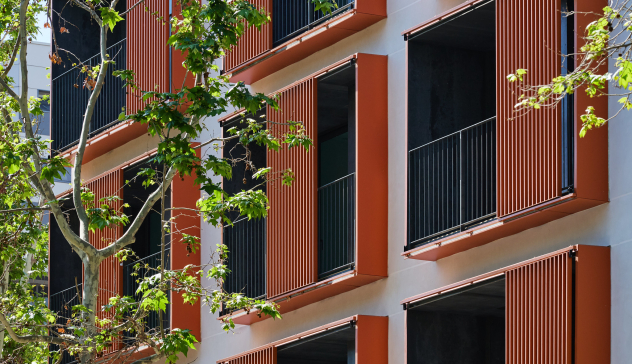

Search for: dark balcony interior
xmin=221 ymin=111 xmax=267 ymax=304
xmin=51 ymin=0 xmax=127 ymax=153
xmin=122 ymin=162 xmax=171 ymax=331
xmin=272 ymin=0 xmax=355 ymax=46
xmin=317 ymin=64 xmax=356 ymax=279
xmin=407 ymin=277 xmax=505 ymax=364
xmin=277 ymin=323 xmax=356 ymax=364
xmin=407 ymin=1 xmax=497 ymax=249
xmin=407 ymin=0 xmax=495 ymax=150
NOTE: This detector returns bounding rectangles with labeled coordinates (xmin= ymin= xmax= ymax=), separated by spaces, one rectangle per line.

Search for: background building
xmin=48 ymin=0 xmax=627 ymax=363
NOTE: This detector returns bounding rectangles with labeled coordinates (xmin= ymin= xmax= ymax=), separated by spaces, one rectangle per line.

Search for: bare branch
xmin=121 ymin=0 xmax=145 ymax=15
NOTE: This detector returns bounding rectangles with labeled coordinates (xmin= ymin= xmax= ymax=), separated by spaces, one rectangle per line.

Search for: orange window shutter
xmin=506 ymin=251 xmax=572 ymax=364
xmin=225 ymin=347 xmax=276 ymax=364
xmin=496 ymin=0 xmax=562 ymax=216
xmin=265 ymin=79 xmax=318 ymax=298
xmin=85 ymin=169 xmax=125 ymax=303
xmin=223 ymin=0 xmax=273 ymax=72
xmin=84 ymin=169 xmax=125 ymax=353
xmin=126 ymin=0 xmax=169 ymax=114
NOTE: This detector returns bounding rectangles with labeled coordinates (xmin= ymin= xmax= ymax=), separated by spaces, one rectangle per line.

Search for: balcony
xmin=402 ymin=245 xmax=609 ymax=364
xmin=223 ymin=0 xmax=386 ymax=84
xmin=51 ymin=40 xmax=127 ymax=153
xmin=219 ymin=54 xmax=387 ymax=324
xmin=51 ymin=0 xmax=182 ymax=165
xmin=408 ymin=118 xmax=496 ymax=249
xmin=218 ymin=315 xmax=387 ymax=364
xmin=403 ymin=0 xmax=605 ymax=261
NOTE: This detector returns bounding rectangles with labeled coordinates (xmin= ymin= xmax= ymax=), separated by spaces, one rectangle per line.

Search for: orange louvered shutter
xmin=223 ymin=0 xmax=273 ymax=72
xmin=506 ymin=251 xmax=572 ymax=364
xmin=85 ymin=169 xmax=124 ymax=305
xmin=224 ymin=347 xmax=276 ymax=364
xmin=265 ymin=79 xmax=318 ymax=298
xmin=84 ymin=169 xmax=124 ymax=352
xmin=496 ymin=0 xmax=562 ymax=216
xmin=126 ymin=0 xmax=169 ymax=114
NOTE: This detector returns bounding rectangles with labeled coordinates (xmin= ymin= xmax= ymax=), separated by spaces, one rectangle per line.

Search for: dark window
xmin=407 ymin=277 xmax=505 ymax=364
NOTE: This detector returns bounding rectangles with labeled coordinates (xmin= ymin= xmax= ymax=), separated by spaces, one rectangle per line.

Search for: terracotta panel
xmin=223 ymin=347 xmax=276 ymax=364
xmin=84 ymin=169 xmax=124 ymax=353
xmin=497 ymin=0 xmax=562 ymax=216
xmin=574 ymin=245 xmax=610 ymax=364
xmin=223 ymin=0 xmax=273 ymax=72
xmin=356 ymin=315 xmax=388 ymax=364
xmin=573 ymin=0 xmax=609 ymax=202
xmin=170 ymin=146 xmax=202 ymax=340
xmin=506 ymin=251 xmax=572 ymax=364
xmin=265 ymin=79 xmax=318 ymax=298
xmin=355 ymin=54 xmax=388 ymax=277
xmin=126 ymin=0 xmax=169 ymax=114
xmin=85 ymin=169 xmax=124 ymax=307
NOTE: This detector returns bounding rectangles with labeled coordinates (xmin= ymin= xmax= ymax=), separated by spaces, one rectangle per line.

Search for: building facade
xmin=48 ymin=0 xmax=629 ymax=362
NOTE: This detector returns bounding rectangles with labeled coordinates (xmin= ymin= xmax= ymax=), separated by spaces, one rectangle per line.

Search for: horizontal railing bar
xmin=408 ymin=116 xmax=496 ymax=154
xmin=408 ymin=213 xmax=497 ymax=247
xmin=318 ymin=263 xmax=355 ymax=280
xmin=53 ymin=39 xmax=127 ymax=81
xmin=317 ymin=173 xmax=355 ymax=190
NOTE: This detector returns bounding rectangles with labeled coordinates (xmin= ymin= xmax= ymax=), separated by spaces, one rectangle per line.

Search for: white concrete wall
xmin=78 ymin=0 xmax=631 ymax=362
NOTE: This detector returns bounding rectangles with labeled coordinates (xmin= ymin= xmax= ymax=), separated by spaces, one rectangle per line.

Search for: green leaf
xmin=100 ymin=8 xmax=124 ymax=32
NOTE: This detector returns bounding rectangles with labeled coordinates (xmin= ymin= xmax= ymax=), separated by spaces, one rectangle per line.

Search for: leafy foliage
xmin=508 ymin=5 xmax=632 ymax=136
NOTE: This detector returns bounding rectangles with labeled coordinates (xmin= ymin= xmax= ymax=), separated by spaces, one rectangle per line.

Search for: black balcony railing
xmin=272 ymin=0 xmax=355 ymax=46
xmin=407 ymin=118 xmax=496 ymax=249
xmin=51 ymin=39 xmax=127 ymax=153
xmin=123 ymin=249 xmax=171 ymax=332
xmin=48 ymin=284 xmax=117 ymax=364
xmin=318 ymin=173 xmax=355 ymax=279
xmin=223 ymin=218 xmax=267 ymax=301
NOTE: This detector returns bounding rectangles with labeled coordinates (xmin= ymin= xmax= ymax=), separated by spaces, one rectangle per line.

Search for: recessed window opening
xmin=407 ymin=277 xmax=505 ymax=364
xmin=221 ymin=110 xmax=267 ymax=306
xmin=277 ymin=322 xmax=356 ymax=364
xmin=317 ymin=64 xmax=356 ymax=280
xmin=407 ymin=1 xmax=497 ymax=250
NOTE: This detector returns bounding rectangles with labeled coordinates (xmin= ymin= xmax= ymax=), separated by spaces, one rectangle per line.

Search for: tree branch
xmin=72 ymin=22 xmax=110 ymax=243
xmin=0 ymin=313 xmax=76 ymax=346
xmin=121 ymin=0 xmax=146 ymax=16
xmin=0 ymin=207 xmax=51 ymax=213
xmin=1 ymin=35 xmax=21 ymax=78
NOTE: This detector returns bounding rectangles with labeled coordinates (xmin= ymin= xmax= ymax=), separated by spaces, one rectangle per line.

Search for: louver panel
xmin=224 ymin=347 xmax=276 ymax=364
xmin=223 ymin=0 xmax=273 ymax=72
xmin=126 ymin=0 xmax=169 ymax=114
xmin=266 ymin=79 xmax=317 ymax=298
xmin=85 ymin=170 xmax=124 ymax=309
xmin=497 ymin=0 xmax=562 ymax=216
xmin=84 ymin=169 xmax=124 ymax=353
xmin=506 ymin=251 xmax=571 ymax=364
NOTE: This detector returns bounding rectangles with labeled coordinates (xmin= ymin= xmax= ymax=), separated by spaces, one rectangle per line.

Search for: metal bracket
xmin=568 ymin=249 xmax=577 ymax=259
